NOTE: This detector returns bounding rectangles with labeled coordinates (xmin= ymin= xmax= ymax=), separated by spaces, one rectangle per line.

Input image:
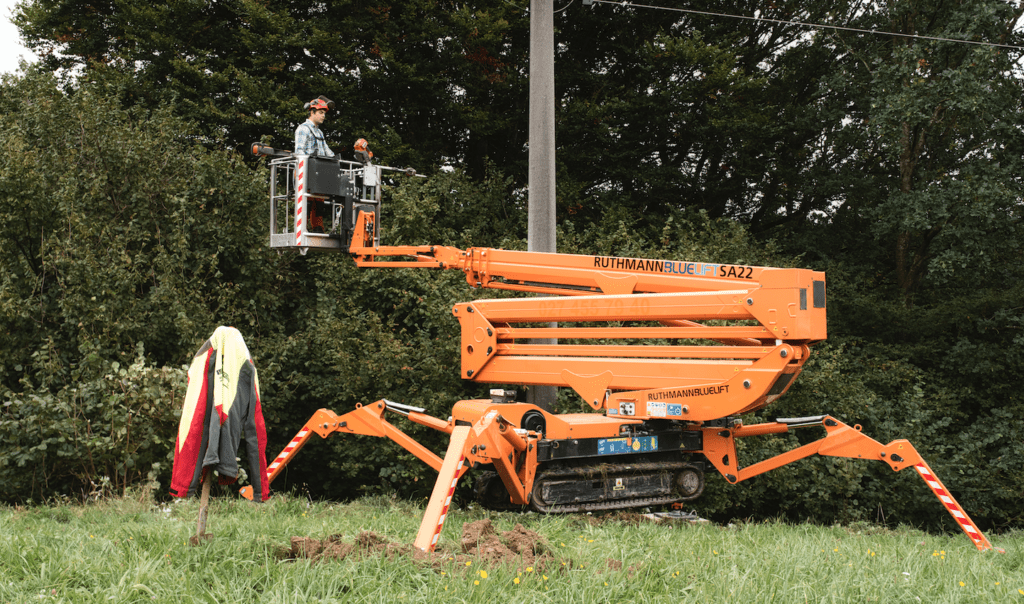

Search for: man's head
xmin=304 ymin=96 xmax=335 ymax=125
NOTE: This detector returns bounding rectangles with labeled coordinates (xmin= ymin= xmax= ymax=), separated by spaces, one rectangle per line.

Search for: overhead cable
xmin=585 ymin=0 xmax=1024 ymax=52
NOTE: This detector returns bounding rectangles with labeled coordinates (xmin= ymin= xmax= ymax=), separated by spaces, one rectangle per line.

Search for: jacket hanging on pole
xmin=170 ymin=326 xmax=270 ymax=501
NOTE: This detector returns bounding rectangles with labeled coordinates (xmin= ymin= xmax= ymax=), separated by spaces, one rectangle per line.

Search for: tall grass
xmin=1 ymin=494 xmax=1020 ymax=603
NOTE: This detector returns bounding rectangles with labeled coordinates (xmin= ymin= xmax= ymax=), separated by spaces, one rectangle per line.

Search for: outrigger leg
xmin=239 ymin=400 xmax=447 ymax=500
xmin=413 ymin=426 xmax=471 ymax=551
xmin=243 ymin=399 xmax=538 ymax=552
xmin=701 ymin=415 xmax=997 ymax=552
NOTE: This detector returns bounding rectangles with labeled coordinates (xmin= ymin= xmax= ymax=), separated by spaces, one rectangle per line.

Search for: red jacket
xmin=170 ymin=327 xmax=270 ymax=501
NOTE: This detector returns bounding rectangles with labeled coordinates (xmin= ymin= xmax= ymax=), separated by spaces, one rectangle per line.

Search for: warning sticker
xmin=648 ymin=402 xmax=667 ymax=418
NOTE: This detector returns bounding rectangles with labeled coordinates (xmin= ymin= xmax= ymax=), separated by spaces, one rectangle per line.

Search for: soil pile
xmin=459 ymin=518 xmax=550 ymax=569
xmin=280 ymin=518 xmax=550 ymax=569
xmin=281 ymin=530 xmax=411 ymax=562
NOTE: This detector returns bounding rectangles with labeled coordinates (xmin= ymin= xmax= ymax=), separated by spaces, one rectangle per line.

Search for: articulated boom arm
xmin=348 ymin=208 xmax=826 ymax=420
xmin=349 ymin=208 xmax=824 ymax=298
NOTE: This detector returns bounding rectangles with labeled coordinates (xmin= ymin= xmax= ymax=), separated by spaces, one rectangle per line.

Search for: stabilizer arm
xmin=702 ymin=416 xmax=996 ymax=552
xmin=240 ymin=398 xmax=539 ymax=553
xmin=240 ymin=400 xmax=451 ymax=500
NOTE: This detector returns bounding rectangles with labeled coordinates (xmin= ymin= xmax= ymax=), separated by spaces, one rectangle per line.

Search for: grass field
xmin=1 ymin=493 xmax=1020 ymax=603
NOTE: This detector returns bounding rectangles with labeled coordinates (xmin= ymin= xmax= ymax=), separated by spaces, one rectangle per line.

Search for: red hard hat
xmin=307 ymin=98 xmax=329 ymax=111
xmin=304 ymin=96 xmax=335 ymax=112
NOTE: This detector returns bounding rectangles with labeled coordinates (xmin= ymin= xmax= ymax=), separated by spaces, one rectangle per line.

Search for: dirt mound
xmin=281 ymin=531 xmax=413 ymax=562
xmin=281 ymin=519 xmax=551 ymax=569
xmin=459 ymin=519 xmax=550 ymax=569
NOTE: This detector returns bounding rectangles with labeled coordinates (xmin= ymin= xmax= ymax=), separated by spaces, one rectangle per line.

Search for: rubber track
xmin=529 ymin=460 xmax=692 ymax=514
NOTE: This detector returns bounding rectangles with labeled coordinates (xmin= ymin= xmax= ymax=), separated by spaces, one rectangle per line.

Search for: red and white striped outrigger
xmin=240 ymin=400 xmax=536 ymax=553
xmin=914 ymin=462 xmax=994 ymax=551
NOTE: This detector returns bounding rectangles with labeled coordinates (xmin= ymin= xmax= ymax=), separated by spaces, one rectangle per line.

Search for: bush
xmin=0 ymin=344 xmax=183 ymax=500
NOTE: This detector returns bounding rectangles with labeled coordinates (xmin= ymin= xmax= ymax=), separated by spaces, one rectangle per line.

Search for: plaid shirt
xmin=294 ymin=120 xmax=335 ymax=157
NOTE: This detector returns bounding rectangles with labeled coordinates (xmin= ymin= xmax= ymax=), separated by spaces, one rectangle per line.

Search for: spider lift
xmin=245 ymin=144 xmax=996 ymax=553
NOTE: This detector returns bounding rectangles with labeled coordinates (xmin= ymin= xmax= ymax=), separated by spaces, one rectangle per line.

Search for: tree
xmin=787 ymin=0 xmax=1024 ymax=530
xmin=555 ymin=0 xmax=864 ymax=234
xmin=13 ymin=0 xmax=532 ymax=176
xmin=809 ymin=0 xmax=1024 ymax=303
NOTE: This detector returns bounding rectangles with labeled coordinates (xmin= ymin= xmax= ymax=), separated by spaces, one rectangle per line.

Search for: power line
xmin=585 ymin=0 xmax=1024 ymax=52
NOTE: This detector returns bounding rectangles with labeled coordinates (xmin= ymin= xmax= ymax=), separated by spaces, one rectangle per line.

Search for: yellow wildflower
xmin=514 ymin=577 xmax=520 ymax=585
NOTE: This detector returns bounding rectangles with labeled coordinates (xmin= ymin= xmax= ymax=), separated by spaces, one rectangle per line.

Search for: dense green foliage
xmin=1 ymin=0 xmax=1021 ymax=535
xmin=0 ymin=70 xmax=294 ymax=499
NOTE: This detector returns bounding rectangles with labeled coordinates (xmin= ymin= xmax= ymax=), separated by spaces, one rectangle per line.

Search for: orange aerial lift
xmin=247 ymin=144 xmax=996 ymax=553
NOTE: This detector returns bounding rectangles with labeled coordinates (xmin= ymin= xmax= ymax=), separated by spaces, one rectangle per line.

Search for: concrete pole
xmin=527 ymin=0 xmax=558 ymax=412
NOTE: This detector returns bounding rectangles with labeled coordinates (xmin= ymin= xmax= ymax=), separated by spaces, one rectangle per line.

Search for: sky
xmin=1 ymin=0 xmax=37 ymax=75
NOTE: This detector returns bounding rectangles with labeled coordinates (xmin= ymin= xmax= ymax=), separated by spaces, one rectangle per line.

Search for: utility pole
xmin=527 ymin=0 xmax=558 ymax=411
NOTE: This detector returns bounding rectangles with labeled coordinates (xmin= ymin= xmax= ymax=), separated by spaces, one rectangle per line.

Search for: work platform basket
xmin=268 ymin=154 xmax=382 ymax=254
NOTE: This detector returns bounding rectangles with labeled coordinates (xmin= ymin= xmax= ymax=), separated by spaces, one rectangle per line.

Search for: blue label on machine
xmin=668 ymin=404 xmax=683 ymax=416
xmin=597 ymin=436 xmax=658 ymax=455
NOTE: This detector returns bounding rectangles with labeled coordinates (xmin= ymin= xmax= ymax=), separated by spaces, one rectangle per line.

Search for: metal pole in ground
xmin=528 ymin=0 xmax=558 ymax=412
